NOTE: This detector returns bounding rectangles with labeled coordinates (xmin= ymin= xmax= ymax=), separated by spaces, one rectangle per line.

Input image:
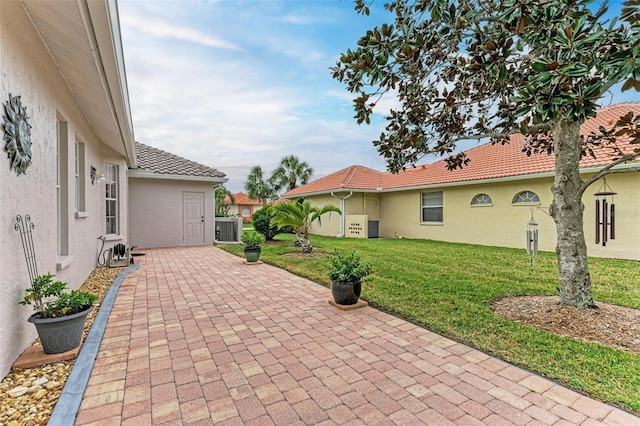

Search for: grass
xmin=221 ymin=234 xmax=640 ymax=414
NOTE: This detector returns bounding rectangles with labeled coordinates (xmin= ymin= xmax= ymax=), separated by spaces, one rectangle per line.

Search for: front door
xmin=183 ymin=192 xmax=204 ymax=244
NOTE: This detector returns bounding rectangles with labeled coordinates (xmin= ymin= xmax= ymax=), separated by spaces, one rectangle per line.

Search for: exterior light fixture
xmin=90 ymin=165 xmax=105 ymax=185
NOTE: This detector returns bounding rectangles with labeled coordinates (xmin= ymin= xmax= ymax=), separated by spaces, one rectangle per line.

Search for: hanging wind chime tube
xmin=526 ymin=208 xmax=538 ymax=265
xmin=594 ymin=177 xmax=617 ymax=247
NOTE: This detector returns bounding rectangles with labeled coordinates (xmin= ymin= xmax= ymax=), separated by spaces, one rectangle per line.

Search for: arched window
xmin=471 ymin=193 xmax=492 ymax=206
xmin=513 ymin=190 xmax=540 ymax=204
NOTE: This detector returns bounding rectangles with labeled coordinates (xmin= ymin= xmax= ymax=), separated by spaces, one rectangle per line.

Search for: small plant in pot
xmin=328 ymin=250 xmax=372 ymax=305
xmin=20 ymin=273 xmax=98 ymax=354
xmin=241 ymin=230 xmax=265 ymax=262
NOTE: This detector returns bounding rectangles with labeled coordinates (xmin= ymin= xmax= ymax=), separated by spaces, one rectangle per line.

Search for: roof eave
xmin=129 ymin=169 xmax=228 ymax=183
xmin=84 ymin=0 xmax=136 ymax=167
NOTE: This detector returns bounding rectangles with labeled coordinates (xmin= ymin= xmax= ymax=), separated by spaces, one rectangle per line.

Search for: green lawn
xmin=220 ymin=234 xmax=640 ymax=414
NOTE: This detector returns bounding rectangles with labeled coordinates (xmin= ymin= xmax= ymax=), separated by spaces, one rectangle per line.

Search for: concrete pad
xmin=12 ymin=344 xmax=79 ymax=370
xmin=328 ymin=299 xmax=369 ymax=310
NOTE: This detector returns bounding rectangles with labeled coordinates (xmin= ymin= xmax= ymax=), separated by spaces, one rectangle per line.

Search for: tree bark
xmin=550 ymin=120 xmax=596 ymax=308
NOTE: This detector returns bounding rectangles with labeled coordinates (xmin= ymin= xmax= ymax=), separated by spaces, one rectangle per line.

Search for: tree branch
xmin=581 ymin=153 xmax=640 ymax=192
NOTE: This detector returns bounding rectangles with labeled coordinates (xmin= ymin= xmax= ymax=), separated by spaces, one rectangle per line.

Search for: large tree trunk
xmin=550 ymin=120 xmax=596 ymax=309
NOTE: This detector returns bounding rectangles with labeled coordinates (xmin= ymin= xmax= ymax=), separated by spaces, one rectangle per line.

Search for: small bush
xmin=240 ymin=231 xmax=265 ymax=249
xmin=252 ymin=207 xmax=279 ymax=240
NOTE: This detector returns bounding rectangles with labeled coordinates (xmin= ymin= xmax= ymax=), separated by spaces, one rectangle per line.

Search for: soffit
xmin=21 ymin=0 xmax=134 ymax=164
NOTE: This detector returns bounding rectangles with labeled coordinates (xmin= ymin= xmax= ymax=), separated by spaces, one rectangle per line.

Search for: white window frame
xmin=74 ymin=141 xmax=86 ymax=213
xmin=513 ymin=190 xmax=540 ymax=205
xmin=57 ymin=122 xmax=61 ymax=255
xmin=421 ymin=191 xmax=443 ymax=223
xmin=105 ymin=163 xmax=119 ymax=235
xmin=471 ymin=193 xmax=493 ymax=206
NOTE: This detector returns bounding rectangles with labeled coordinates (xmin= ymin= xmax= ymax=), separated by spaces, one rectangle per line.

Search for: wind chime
xmin=595 ymin=177 xmax=616 ymax=247
xmin=526 ymin=208 xmax=538 ymax=265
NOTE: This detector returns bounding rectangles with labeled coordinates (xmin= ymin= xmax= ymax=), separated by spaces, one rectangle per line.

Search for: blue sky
xmin=118 ymin=0 xmax=635 ymax=194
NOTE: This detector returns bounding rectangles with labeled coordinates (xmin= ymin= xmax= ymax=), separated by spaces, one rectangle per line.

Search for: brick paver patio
xmin=74 ymin=246 xmax=639 ymax=425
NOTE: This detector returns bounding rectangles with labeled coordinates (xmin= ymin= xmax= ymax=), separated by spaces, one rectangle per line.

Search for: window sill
xmin=512 ymin=203 xmax=541 ymax=207
xmin=470 ymin=204 xmax=493 ymax=208
xmin=56 ymin=255 xmax=74 ymax=271
xmin=420 ymin=222 xmax=443 ymax=226
xmin=104 ymin=234 xmax=123 ymax=242
xmin=75 ymin=211 xmax=89 ymax=218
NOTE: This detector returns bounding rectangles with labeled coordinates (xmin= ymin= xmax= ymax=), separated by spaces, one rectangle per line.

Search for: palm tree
xmin=270 ymin=198 xmax=341 ymax=253
xmin=244 ymin=165 xmax=277 ymax=205
xmin=270 ymin=155 xmax=314 ymax=193
xmin=215 ymin=185 xmax=234 ymax=215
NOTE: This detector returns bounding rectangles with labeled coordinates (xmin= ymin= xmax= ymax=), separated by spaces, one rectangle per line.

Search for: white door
xmin=183 ymin=192 xmax=204 ymax=244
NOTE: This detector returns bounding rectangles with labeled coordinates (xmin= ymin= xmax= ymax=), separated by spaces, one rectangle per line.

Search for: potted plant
xmin=328 ymin=250 xmax=372 ymax=305
xmin=241 ymin=230 xmax=265 ymax=262
xmin=20 ymin=273 xmax=98 ymax=354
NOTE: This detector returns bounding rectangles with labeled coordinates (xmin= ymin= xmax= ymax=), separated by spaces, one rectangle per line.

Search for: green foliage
xmin=327 ymin=250 xmax=372 ymax=283
xmin=240 ymin=230 xmax=265 ymax=249
xmin=252 ymin=207 xmax=280 ymax=240
xmin=245 ymin=165 xmax=277 ymax=204
xmin=220 ymin=235 xmax=640 ymax=413
xmin=269 ymin=198 xmax=341 ymax=253
xmin=19 ymin=273 xmax=98 ymax=319
xmin=333 ymin=0 xmax=640 ymax=172
xmin=270 ymin=155 xmax=314 ymax=193
xmin=215 ymin=185 xmax=234 ymax=215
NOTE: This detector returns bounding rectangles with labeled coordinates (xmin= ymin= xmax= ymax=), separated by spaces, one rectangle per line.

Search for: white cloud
xmin=119 ymin=11 xmax=240 ymax=51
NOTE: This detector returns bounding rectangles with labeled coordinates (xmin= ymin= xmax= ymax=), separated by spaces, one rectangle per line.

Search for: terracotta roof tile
xmin=226 ymin=192 xmax=262 ymax=205
xmin=135 ymin=142 xmax=226 ymax=178
xmin=283 ymin=165 xmax=384 ymax=197
xmin=284 ymin=102 xmax=639 ymax=196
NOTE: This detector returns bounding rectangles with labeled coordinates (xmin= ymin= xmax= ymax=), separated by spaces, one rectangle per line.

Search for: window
xmin=105 ymin=164 xmax=118 ymax=234
xmin=242 ymin=206 xmax=251 ymax=217
xmin=513 ymin=190 xmax=540 ymax=204
xmin=56 ymin=119 xmax=69 ymax=256
xmin=471 ymin=193 xmax=492 ymax=206
xmin=421 ymin=191 xmax=443 ymax=223
xmin=74 ymin=141 xmax=86 ymax=212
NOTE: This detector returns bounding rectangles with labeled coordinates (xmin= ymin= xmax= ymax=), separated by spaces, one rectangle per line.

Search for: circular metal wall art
xmin=3 ymin=94 xmax=33 ymax=175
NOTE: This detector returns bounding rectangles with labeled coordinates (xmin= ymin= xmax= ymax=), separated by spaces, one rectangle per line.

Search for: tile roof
xmin=225 ymin=192 xmax=262 ymax=205
xmin=134 ymin=142 xmax=226 ymax=178
xmin=283 ymin=102 xmax=640 ymax=197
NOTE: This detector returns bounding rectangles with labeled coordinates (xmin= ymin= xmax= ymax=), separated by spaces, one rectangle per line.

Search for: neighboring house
xmin=0 ymin=1 xmax=227 ymax=379
xmin=282 ymin=103 xmax=640 ymax=261
xmin=225 ymin=192 xmax=264 ymax=221
xmin=129 ymin=142 xmax=227 ymax=248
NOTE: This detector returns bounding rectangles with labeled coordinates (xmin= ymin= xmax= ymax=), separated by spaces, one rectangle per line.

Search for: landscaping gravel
xmin=0 ymin=267 xmax=126 ymax=426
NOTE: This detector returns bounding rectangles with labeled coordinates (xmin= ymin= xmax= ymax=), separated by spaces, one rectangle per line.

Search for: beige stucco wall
xmin=0 ymin=2 xmax=130 ymax=378
xmin=296 ymin=193 xmax=352 ymax=237
xmin=377 ymin=173 xmax=639 ymax=260
xmin=129 ymin=178 xmax=214 ymax=248
xmin=302 ymin=172 xmax=639 ymax=261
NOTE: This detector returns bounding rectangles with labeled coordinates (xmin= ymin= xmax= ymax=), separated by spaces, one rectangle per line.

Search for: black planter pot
xmin=243 ymin=247 xmax=262 ymax=262
xmin=331 ymin=279 xmax=362 ymax=305
xmin=28 ymin=306 xmax=92 ymax=354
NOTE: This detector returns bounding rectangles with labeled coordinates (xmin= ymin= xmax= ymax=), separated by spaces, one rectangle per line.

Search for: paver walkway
xmin=74 ymin=246 xmax=639 ymax=425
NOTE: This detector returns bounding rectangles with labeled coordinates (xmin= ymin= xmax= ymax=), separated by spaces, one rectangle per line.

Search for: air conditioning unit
xmin=215 ymin=217 xmax=242 ymax=242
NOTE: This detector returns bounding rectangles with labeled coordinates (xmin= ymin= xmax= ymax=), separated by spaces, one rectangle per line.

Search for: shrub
xmin=252 ymin=207 xmax=280 ymax=240
xmin=241 ymin=231 xmax=265 ymax=249
xmin=327 ymin=251 xmax=373 ymax=283
xmin=20 ymin=273 xmax=98 ymax=319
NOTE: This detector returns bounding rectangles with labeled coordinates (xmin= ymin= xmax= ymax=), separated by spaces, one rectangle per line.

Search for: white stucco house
xmin=0 ymin=1 xmax=226 ymax=379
